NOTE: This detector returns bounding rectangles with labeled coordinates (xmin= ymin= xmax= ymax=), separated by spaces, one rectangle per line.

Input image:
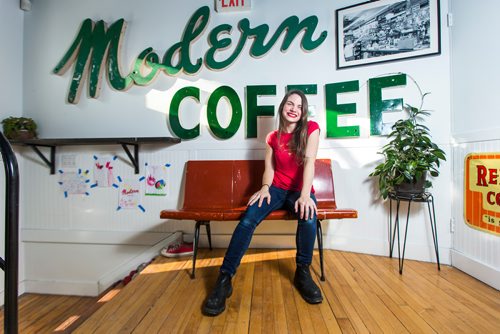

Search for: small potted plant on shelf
xmin=369 ymin=93 xmax=446 ymax=199
xmin=1 ymin=116 xmax=38 ymax=140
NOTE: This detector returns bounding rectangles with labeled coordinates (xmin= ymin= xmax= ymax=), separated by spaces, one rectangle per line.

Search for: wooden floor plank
xmin=2 ymin=249 xmax=499 ymax=334
xmin=411 ymin=260 xmax=500 ymax=323
xmin=232 ymin=249 xmax=256 ymax=334
xmin=283 ymin=255 xmax=318 ymax=333
xmin=438 ymin=265 xmax=500 ymax=306
xmin=338 ymin=252 xmax=409 ymax=333
xmin=403 ymin=261 xmax=499 ymax=333
xmin=259 ymin=251 xmax=277 ymax=333
xmin=310 ymin=254 xmax=353 ymax=334
xmin=190 ymin=249 xmax=228 ymax=334
xmin=318 ymin=251 xmax=369 ymax=334
xmin=399 ymin=261 xmax=482 ymax=333
xmin=179 ymin=251 xmax=225 ymax=334
xmin=31 ymin=296 xmax=85 ymax=333
xmin=310 ymin=253 xmax=343 ymax=334
xmin=75 ymin=254 xmax=191 ymax=333
xmin=326 ymin=251 xmax=384 ymax=333
xmin=248 ymin=250 xmax=264 ymax=334
xmin=363 ymin=254 xmax=459 ymax=333
xmin=135 ymin=248 xmax=220 ymax=333
xmin=277 ymin=250 xmax=302 ymax=334
xmin=269 ymin=250 xmax=288 ymax=334
xmin=342 ymin=251 xmax=436 ymax=333
xmin=218 ymin=248 xmax=255 ymax=334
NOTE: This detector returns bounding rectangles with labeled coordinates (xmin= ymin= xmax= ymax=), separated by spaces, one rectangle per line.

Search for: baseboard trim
xmin=0 ymin=281 xmax=26 ymax=308
xmin=21 ymin=232 xmax=181 ymax=297
xmin=23 ymin=279 xmax=100 ymax=296
xmin=188 ymin=233 xmax=451 ymax=265
xmin=97 ymin=231 xmax=181 ymax=294
xmin=451 ymin=250 xmax=500 ymax=290
xmin=22 ymin=229 xmax=173 ymax=245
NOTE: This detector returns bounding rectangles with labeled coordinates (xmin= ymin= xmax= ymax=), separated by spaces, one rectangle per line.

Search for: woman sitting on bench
xmin=203 ymin=90 xmax=322 ymax=316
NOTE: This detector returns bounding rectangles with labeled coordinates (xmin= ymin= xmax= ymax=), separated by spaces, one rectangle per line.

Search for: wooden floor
xmin=2 ymin=249 xmax=499 ymax=333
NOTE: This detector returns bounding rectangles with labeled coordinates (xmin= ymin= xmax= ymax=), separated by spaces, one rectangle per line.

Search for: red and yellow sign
xmin=465 ymin=153 xmax=500 ymax=235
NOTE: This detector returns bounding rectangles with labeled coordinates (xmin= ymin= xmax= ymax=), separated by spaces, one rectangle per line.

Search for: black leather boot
xmin=202 ymin=271 xmax=233 ymax=316
xmin=294 ymin=263 xmax=323 ymax=304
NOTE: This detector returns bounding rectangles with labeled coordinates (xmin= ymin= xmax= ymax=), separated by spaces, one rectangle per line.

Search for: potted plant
xmin=1 ymin=116 xmax=38 ymax=140
xmin=369 ymin=94 xmax=446 ymax=199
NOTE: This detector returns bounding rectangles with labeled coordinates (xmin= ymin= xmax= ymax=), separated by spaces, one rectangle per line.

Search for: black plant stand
xmin=388 ymin=192 xmax=440 ymax=274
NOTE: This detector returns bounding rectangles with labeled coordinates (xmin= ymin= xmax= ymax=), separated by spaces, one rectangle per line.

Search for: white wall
xmin=0 ymin=0 xmax=24 ymax=120
xmin=18 ymin=0 xmax=453 ymax=296
xmin=0 ymin=0 xmax=25 ymax=304
xmin=449 ymin=0 xmax=500 ymax=289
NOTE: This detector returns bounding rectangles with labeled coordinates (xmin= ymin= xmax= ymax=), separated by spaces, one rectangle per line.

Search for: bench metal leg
xmin=316 ymin=219 xmax=325 ymax=281
xmin=205 ymin=222 xmax=213 ymax=250
xmin=192 ymin=221 xmax=202 ymax=279
xmin=192 ymin=221 xmax=211 ymax=279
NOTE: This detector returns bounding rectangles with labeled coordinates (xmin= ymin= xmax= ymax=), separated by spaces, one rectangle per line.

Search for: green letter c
xmin=169 ymin=87 xmax=200 ymax=139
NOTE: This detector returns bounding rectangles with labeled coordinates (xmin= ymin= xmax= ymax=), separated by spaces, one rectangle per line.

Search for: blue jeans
xmin=220 ymin=185 xmax=317 ymax=276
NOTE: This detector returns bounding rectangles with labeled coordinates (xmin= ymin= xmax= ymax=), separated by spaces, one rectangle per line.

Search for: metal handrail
xmin=0 ymin=131 xmax=19 ymax=334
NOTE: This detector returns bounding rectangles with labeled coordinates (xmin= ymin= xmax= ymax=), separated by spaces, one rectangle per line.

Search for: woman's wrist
xmin=261 ymin=183 xmax=270 ymax=190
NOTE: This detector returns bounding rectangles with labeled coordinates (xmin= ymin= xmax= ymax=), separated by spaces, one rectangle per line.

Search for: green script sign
xmin=53 ymin=6 xmax=327 ymax=104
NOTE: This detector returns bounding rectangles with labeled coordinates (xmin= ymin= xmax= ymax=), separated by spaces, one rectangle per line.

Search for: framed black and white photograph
xmin=336 ymin=0 xmax=441 ymax=69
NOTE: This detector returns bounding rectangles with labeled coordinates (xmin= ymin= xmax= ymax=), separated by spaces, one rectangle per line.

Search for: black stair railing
xmin=0 ymin=131 xmax=19 ymax=334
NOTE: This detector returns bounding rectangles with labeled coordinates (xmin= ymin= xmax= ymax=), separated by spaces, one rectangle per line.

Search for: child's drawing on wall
xmin=145 ymin=164 xmax=168 ymax=196
xmin=58 ymin=169 xmax=90 ymax=197
xmin=93 ymin=155 xmax=115 ymax=187
xmin=117 ymin=179 xmax=142 ymax=210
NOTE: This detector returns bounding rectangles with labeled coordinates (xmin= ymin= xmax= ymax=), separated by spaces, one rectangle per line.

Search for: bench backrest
xmin=182 ymin=159 xmax=336 ymax=210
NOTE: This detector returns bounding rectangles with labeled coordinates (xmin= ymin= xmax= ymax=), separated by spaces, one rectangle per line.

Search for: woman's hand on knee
xmin=295 ymin=195 xmax=317 ymax=220
xmin=247 ymin=189 xmax=271 ymax=207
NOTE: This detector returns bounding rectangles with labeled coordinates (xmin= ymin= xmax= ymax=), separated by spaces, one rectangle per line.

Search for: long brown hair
xmin=277 ymin=90 xmax=309 ymax=163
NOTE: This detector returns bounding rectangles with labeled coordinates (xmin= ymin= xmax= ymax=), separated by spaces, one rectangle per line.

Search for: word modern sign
xmin=465 ymin=153 xmax=500 ymax=236
xmin=53 ymin=6 xmax=326 ymax=104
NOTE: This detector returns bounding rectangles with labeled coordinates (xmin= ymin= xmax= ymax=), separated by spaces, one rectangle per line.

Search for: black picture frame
xmin=336 ymin=0 xmax=441 ymax=69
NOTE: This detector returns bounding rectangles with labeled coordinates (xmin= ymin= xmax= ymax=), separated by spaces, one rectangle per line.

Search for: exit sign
xmin=215 ymin=0 xmax=251 ymax=13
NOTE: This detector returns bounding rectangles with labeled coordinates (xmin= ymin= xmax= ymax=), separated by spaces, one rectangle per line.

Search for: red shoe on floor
xmin=160 ymin=242 xmax=194 ymax=258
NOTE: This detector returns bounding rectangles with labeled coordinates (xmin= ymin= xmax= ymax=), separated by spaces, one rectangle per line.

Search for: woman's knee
xmin=298 ymin=216 xmax=317 ymax=226
xmin=239 ymin=215 xmax=260 ymax=229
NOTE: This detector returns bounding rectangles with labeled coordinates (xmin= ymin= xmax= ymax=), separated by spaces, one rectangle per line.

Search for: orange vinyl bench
xmin=160 ymin=159 xmax=357 ymax=279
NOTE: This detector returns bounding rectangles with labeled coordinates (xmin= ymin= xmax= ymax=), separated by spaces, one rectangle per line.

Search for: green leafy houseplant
xmin=1 ymin=116 xmax=38 ymax=140
xmin=369 ymin=94 xmax=446 ymax=199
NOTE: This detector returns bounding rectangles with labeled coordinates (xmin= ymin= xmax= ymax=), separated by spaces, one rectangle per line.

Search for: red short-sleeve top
xmin=266 ymin=121 xmax=320 ymax=193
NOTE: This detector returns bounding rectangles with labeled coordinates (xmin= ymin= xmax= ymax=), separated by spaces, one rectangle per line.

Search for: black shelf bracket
xmin=28 ymin=144 xmax=56 ymax=174
xmin=120 ymin=143 xmax=140 ymax=174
